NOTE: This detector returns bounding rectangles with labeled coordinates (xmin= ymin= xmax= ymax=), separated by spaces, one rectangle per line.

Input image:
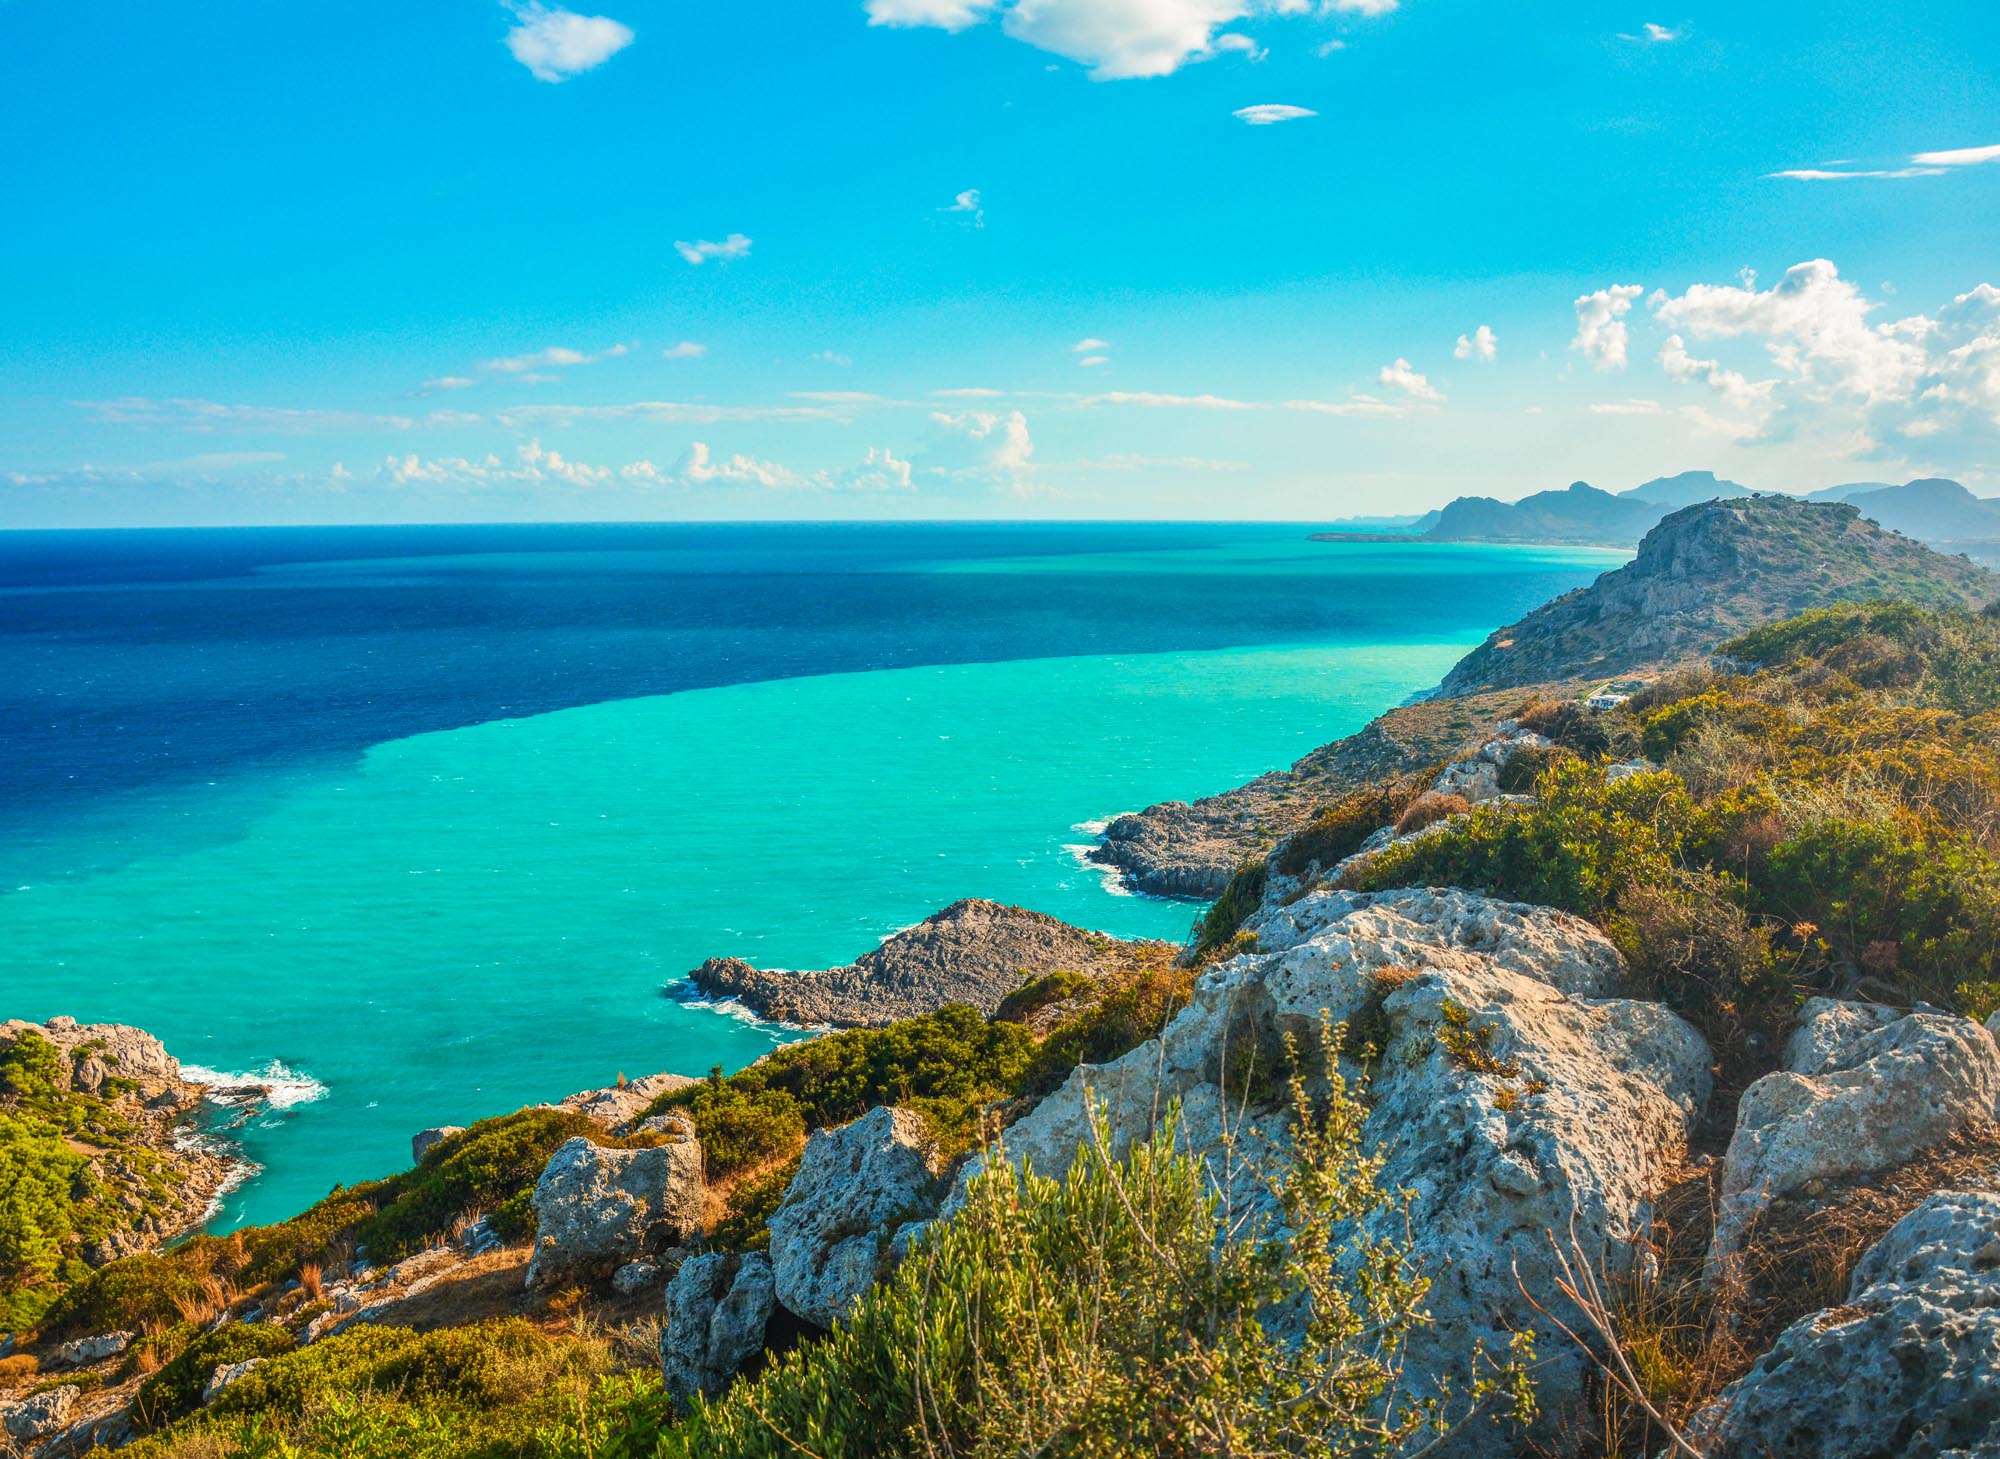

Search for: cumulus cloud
xmin=1572 ymin=284 xmax=1645 ymax=370
xmin=1079 ymin=389 xmax=1410 ymax=417
xmin=1454 ymin=325 xmax=1498 ymax=362
xmin=1377 ymin=358 xmax=1442 ymax=402
xmin=1588 ymin=399 xmax=1664 ymax=416
xmin=1657 ymin=333 xmax=1776 ymax=413
xmin=922 ymin=408 xmax=1036 ymax=486
xmin=1079 ymin=355 xmax=1109 ymax=367
xmin=866 ymin=0 xmax=1393 ymax=82
xmin=499 ymin=399 xmax=840 ymax=426
xmin=1617 ymin=20 xmax=1678 ymax=41
xmin=383 ymin=437 xmax=913 ymax=493
xmin=1074 ymin=338 xmax=1109 ymax=352
xmin=674 ymin=234 xmax=753 ymax=265
xmin=1651 ymin=259 xmax=1928 ymax=406
xmin=662 ymin=341 xmax=706 ymax=359
xmin=864 ymin=0 xmax=998 ymax=31
xmin=1234 ymin=103 xmax=1316 ymax=125
xmin=503 ymin=4 xmax=634 ymax=82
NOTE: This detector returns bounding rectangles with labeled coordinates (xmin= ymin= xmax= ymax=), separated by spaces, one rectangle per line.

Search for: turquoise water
xmin=0 ymin=527 xmax=1624 ymax=1227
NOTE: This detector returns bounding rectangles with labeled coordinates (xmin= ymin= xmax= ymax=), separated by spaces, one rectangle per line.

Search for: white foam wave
xmin=182 ymin=1059 xmax=329 ymax=1111
xmin=1062 ymin=842 xmax=1136 ymax=897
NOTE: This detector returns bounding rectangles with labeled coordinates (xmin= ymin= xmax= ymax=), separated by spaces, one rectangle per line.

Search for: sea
xmin=0 ymin=522 xmax=1622 ymax=1228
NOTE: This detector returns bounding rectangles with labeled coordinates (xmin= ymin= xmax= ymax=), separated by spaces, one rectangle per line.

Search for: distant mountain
xmin=1620 ymin=469 xmax=1755 ymax=509
xmin=1425 ymin=481 xmax=1662 ymax=544
xmin=1436 ymin=494 xmax=1996 ymax=696
xmin=1806 ymin=481 xmax=1896 ymax=503
xmin=1832 ymin=478 xmax=2000 ymax=544
xmin=1319 ymin=510 xmax=1441 ymax=533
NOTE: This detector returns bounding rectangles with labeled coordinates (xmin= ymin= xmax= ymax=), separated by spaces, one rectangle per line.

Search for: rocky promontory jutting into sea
xmin=8 ymin=494 xmax=2000 ymax=1458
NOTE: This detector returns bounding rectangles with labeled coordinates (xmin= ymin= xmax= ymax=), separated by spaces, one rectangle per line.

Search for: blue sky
xmin=2 ymin=0 xmax=1997 ymax=526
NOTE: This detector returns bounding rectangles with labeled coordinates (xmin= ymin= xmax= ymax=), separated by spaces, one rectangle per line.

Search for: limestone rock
xmin=612 ymin=1261 xmax=661 ymax=1296
xmin=525 ymin=1131 xmax=705 ymax=1289
xmin=661 ymin=1251 xmax=776 ymax=1403
xmin=769 ymin=1106 xmax=945 ymax=1329
xmin=411 ymin=1126 xmax=463 ymax=1163
xmin=1428 ymin=723 xmax=1551 ymax=804
xmin=686 ymin=899 xmax=1163 ymax=1028
xmin=1716 ymin=1006 xmax=2000 ymax=1263
xmin=51 ymin=1330 xmax=133 ymax=1366
xmin=561 ymin=1073 xmax=698 ymax=1135
xmin=1696 ymin=1190 xmax=2000 ymax=1459
xmin=955 ymin=886 xmax=1710 ymax=1445
xmin=204 ymin=1357 xmax=267 ymax=1404
xmin=1 ymin=1384 xmax=79 ymax=1442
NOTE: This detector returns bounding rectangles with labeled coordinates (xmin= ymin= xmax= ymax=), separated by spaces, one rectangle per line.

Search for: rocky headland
xmin=682 ymin=897 xmax=1172 ymax=1027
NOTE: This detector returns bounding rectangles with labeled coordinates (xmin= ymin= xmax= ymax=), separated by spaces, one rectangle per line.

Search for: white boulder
xmin=768 ymin=1106 xmax=945 ymax=1330
xmin=525 ymin=1126 xmax=705 ymax=1290
xmin=956 ymin=886 xmax=1710 ymax=1445
xmin=661 ymin=1251 xmax=777 ymax=1403
xmin=1695 ymin=1189 xmax=2000 ymax=1458
xmin=1715 ymin=1004 xmax=2000 ymax=1264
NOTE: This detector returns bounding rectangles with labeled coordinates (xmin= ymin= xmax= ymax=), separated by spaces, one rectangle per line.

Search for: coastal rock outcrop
xmin=411 ymin=1126 xmax=463 ymax=1163
xmin=768 ymin=1106 xmax=945 ymax=1330
xmin=661 ymin=1251 xmax=777 ymax=1404
xmin=560 ymin=1073 xmax=698 ymax=1134
xmin=1695 ymin=1189 xmax=2000 ymax=1458
xmin=1427 ymin=722 xmax=1550 ymax=804
xmin=686 ymin=899 xmax=1163 ymax=1028
xmin=525 ymin=1125 xmax=706 ymax=1290
xmin=954 ymin=886 xmax=1710 ymax=1442
xmin=1714 ymin=1001 xmax=2000 ymax=1264
xmin=0 ymin=1386 xmax=79 ymax=1444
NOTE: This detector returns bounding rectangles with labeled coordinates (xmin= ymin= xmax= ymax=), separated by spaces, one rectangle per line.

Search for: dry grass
xmin=297 ymin=1261 xmax=324 ymax=1302
xmin=1394 ymin=790 xmax=1472 ymax=835
xmin=168 ymin=1274 xmax=232 ymax=1328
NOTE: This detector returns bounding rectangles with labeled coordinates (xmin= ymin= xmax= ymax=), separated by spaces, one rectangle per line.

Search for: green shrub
xmin=1189 ymin=858 xmax=1269 ymax=962
xmin=0 ymin=1111 xmax=91 ymax=1293
xmin=992 ymin=969 xmax=1092 ymax=1025
xmin=1611 ymin=870 xmax=1793 ymax=1070
xmin=1022 ymin=966 xmax=1195 ymax=1096
xmin=652 ymin=1006 xmax=1035 ymax=1176
xmin=1359 ymin=759 xmax=1694 ymax=919
xmin=1275 ymin=780 xmax=1428 ymax=878
xmin=660 ymin=1024 xmax=1532 ymax=1459
xmin=35 ymin=1253 xmax=207 ymax=1342
xmin=712 ymin=1159 xmax=800 ymax=1253
xmin=1497 ymin=743 xmax=1578 ymax=794
xmin=134 ymin=1323 xmax=296 ymax=1432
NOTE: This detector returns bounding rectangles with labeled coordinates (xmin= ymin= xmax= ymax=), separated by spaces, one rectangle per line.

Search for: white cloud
xmin=1316 ymin=38 xmax=1346 ymax=55
xmin=662 ymin=341 xmax=706 ymax=359
xmin=674 ymin=234 xmax=753 ymax=265
xmin=923 ymin=408 xmax=1036 ymax=485
xmin=1079 ymin=355 xmax=1109 ymax=367
xmin=1377 ymin=358 xmax=1442 ymax=402
xmin=500 ymin=400 xmax=841 ymax=426
xmin=1073 ymin=337 xmax=1109 ymax=352
xmin=812 ymin=350 xmax=855 ymax=366
xmin=483 ymin=345 xmax=589 ymax=373
xmin=1082 ymin=390 xmax=1260 ymax=410
xmin=503 ymin=4 xmax=634 ymax=83
xmin=419 ymin=376 xmax=479 ymax=394
xmin=674 ymin=441 xmax=804 ymax=489
xmin=1657 ymin=333 xmax=1775 ymax=412
xmin=864 ymin=0 xmax=998 ymax=31
xmin=932 ymin=387 xmax=1008 ymax=398
xmin=831 ymin=446 xmax=917 ymax=492
xmin=871 ymin=0 xmax=1394 ymax=82
xmin=1767 ymin=167 xmax=1945 ymax=181
xmin=1233 ymin=103 xmax=1316 ymax=125
xmin=1453 ymin=325 xmax=1497 ymax=362
xmin=943 ymin=188 xmax=985 ymax=226
xmin=1651 ymin=259 xmax=1928 ymax=406
xmin=383 ymin=437 xmax=911 ymax=494
xmin=1572 ymin=283 xmax=1645 ymax=370
xmin=1281 ymin=395 xmax=1404 ymax=416
xmin=1618 ymin=20 xmax=1679 ymax=41
xmin=76 ymin=397 xmax=419 ymax=434
xmin=1910 ymin=142 xmax=2000 ymax=167
xmin=1588 ymin=399 xmax=1664 ymax=415
xmin=787 ymin=390 xmax=904 ymax=405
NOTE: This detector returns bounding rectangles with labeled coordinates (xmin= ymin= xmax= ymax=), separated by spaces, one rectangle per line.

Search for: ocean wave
xmin=1062 ymin=842 xmax=1135 ymax=898
xmin=182 ymin=1059 xmax=329 ymax=1111
xmin=663 ymin=980 xmax=821 ymax=1037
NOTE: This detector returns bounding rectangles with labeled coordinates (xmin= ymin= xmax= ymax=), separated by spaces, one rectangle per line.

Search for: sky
xmin=2 ymin=0 xmax=1998 ymax=527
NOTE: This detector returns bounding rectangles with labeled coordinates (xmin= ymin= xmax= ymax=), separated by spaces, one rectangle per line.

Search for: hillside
xmin=1839 ymin=477 xmax=2000 ymax=544
xmin=1436 ymin=494 xmax=1996 ymax=695
xmin=1095 ymin=493 xmax=1996 ymax=896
